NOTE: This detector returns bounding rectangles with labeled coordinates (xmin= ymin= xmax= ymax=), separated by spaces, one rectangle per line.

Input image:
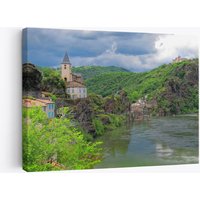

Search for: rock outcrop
xmin=72 ymin=91 xmax=131 ymax=136
xmin=104 ymin=90 xmax=130 ymax=114
xmin=153 ymin=59 xmax=199 ymax=115
xmin=23 ymin=63 xmax=42 ymax=98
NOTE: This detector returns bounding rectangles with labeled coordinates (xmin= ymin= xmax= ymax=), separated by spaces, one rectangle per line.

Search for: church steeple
xmin=61 ymin=51 xmax=72 ymax=82
xmin=62 ymin=51 xmax=71 ymax=64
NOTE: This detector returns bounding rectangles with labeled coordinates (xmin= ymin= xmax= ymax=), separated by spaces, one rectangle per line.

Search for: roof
xmin=23 ymin=99 xmax=54 ymax=108
xmin=73 ymin=73 xmax=82 ymax=77
xmin=37 ymin=99 xmax=54 ymax=104
xmin=61 ymin=51 xmax=71 ymax=64
xmin=23 ymin=99 xmax=46 ymax=107
xmin=66 ymin=81 xmax=86 ymax=88
xmin=172 ymin=56 xmax=187 ymax=63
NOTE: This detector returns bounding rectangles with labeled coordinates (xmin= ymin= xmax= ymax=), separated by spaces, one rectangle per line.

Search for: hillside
xmin=72 ymin=66 xmax=129 ymax=79
xmin=36 ymin=60 xmax=198 ymax=115
xmin=86 ymin=59 xmax=199 ymax=115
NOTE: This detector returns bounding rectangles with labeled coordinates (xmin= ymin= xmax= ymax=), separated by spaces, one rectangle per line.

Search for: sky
xmin=23 ymin=28 xmax=199 ymax=72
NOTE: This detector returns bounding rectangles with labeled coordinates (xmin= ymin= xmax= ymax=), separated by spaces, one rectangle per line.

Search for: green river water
xmin=95 ymin=115 xmax=199 ymax=168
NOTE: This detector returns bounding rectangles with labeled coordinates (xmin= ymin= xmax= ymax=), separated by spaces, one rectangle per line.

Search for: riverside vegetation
xmin=23 ymin=107 xmax=102 ymax=171
xmin=23 ymin=65 xmax=129 ymax=171
xmin=23 ymin=58 xmax=198 ymax=171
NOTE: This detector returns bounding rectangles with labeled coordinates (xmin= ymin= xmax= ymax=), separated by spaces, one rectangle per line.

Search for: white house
xmin=61 ymin=51 xmax=87 ymax=99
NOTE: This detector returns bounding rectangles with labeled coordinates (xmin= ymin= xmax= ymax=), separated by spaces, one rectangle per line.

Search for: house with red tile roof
xmin=23 ymin=98 xmax=55 ymax=118
xmin=172 ymin=56 xmax=187 ymax=63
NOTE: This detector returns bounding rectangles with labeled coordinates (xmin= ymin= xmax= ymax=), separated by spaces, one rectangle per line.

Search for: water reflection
xmin=99 ymin=124 xmax=132 ymax=157
xmin=155 ymin=143 xmax=174 ymax=158
xmin=95 ymin=115 xmax=198 ymax=168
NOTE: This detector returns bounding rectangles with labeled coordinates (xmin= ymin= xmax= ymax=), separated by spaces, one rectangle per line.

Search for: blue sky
xmin=23 ymin=28 xmax=198 ymax=72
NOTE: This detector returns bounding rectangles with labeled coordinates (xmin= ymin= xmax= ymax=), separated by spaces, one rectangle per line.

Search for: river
xmin=95 ymin=115 xmax=199 ymax=168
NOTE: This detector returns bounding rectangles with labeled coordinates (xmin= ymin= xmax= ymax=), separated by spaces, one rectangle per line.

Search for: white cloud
xmin=105 ymin=42 xmax=117 ymax=54
xmin=154 ymin=34 xmax=199 ymax=62
xmin=72 ymin=34 xmax=199 ymax=71
xmin=27 ymin=29 xmax=198 ymax=70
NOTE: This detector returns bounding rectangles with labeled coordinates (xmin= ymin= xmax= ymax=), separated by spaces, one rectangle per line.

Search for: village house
xmin=172 ymin=56 xmax=187 ymax=63
xmin=23 ymin=98 xmax=55 ymax=118
xmin=61 ymin=51 xmax=87 ymax=99
xmin=130 ymin=96 xmax=151 ymax=121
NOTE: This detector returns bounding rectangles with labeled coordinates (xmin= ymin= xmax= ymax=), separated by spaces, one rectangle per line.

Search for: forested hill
xmin=36 ymin=65 xmax=129 ymax=95
xmin=86 ymin=59 xmax=199 ymax=115
xmin=72 ymin=66 xmax=129 ymax=79
xmin=36 ymin=59 xmax=198 ymax=115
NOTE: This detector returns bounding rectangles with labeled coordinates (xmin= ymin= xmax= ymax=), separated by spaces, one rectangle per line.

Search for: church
xmin=61 ymin=51 xmax=87 ymax=99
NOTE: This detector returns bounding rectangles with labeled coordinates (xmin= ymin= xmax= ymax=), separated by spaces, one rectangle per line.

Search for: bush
xmin=92 ymin=114 xmax=125 ymax=135
xmin=92 ymin=118 xmax=105 ymax=136
xmin=23 ymin=107 xmax=102 ymax=171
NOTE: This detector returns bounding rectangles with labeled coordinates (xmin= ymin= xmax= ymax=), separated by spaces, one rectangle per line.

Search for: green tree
xmin=41 ymin=74 xmax=65 ymax=94
xmin=23 ymin=107 xmax=102 ymax=171
xmin=129 ymin=91 xmax=140 ymax=102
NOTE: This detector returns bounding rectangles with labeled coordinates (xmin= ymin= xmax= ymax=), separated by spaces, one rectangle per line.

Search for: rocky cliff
xmin=23 ymin=63 xmax=42 ymax=97
xmin=152 ymin=59 xmax=198 ymax=115
xmin=72 ymin=91 xmax=131 ymax=137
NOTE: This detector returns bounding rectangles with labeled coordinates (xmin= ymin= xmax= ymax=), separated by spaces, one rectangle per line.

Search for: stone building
xmin=61 ymin=51 xmax=87 ymax=99
xmin=172 ymin=56 xmax=187 ymax=63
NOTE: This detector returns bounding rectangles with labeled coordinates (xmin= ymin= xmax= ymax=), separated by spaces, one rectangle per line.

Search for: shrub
xmin=23 ymin=107 xmax=102 ymax=171
xmin=92 ymin=118 xmax=105 ymax=136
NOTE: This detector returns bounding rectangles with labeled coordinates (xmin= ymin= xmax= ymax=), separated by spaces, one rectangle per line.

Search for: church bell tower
xmin=61 ymin=51 xmax=72 ymax=82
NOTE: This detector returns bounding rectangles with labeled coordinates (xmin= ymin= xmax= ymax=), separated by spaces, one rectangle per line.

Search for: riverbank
xmin=95 ymin=115 xmax=199 ymax=169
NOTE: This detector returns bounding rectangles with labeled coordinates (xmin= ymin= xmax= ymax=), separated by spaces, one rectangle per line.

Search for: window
xmin=64 ymin=64 xmax=66 ymax=69
xmin=72 ymin=88 xmax=74 ymax=93
xmin=48 ymin=104 xmax=54 ymax=110
xmin=48 ymin=111 xmax=54 ymax=118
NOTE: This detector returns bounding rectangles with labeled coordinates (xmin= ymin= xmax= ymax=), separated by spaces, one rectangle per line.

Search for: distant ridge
xmin=85 ymin=59 xmax=198 ymax=115
xmin=72 ymin=66 xmax=130 ymax=80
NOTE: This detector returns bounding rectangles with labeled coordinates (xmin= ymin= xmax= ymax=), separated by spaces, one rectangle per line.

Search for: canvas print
xmin=22 ymin=28 xmax=199 ymax=172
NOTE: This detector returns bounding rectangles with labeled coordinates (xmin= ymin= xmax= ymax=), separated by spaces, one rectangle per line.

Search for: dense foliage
xmin=23 ymin=107 xmax=102 ymax=171
xmin=85 ymin=59 xmax=199 ymax=115
xmin=37 ymin=59 xmax=198 ymax=117
xmin=38 ymin=67 xmax=66 ymax=95
xmin=72 ymin=65 xmax=129 ymax=79
xmin=73 ymin=92 xmax=129 ymax=137
xmin=92 ymin=114 xmax=125 ymax=136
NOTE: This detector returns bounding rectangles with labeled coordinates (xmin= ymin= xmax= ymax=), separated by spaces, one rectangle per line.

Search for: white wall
xmin=0 ymin=1 xmax=200 ymax=198
xmin=0 ymin=28 xmax=23 ymax=173
xmin=67 ymin=87 xmax=87 ymax=98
